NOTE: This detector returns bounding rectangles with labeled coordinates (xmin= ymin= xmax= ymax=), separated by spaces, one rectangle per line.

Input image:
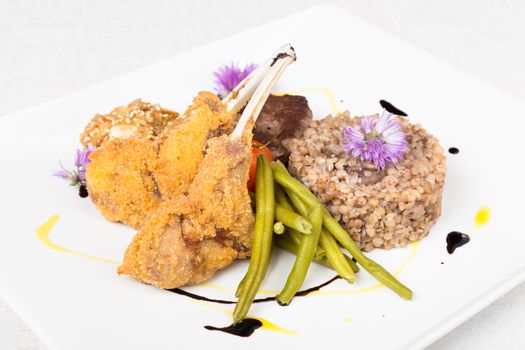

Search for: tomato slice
xmin=248 ymin=140 xmax=273 ymax=192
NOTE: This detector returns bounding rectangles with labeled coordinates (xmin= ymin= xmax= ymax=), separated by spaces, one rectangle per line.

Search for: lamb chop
xmin=86 ymin=90 xmax=238 ymax=229
xmin=84 ymin=53 xmax=309 ymax=229
xmin=85 ymin=51 xmax=288 ymax=229
xmin=117 ymin=45 xmax=297 ymax=288
xmin=149 ymin=91 xmax=237 ymax=202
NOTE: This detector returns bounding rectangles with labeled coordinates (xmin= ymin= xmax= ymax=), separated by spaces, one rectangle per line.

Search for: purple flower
xmin=213 ymin=62 xmax=257 ymax=98
xmin=75 ymin=148 xmax=93 ymax=169
xmin=54 ymin=147 xmax=95 ymax=187
xmin=343 ymin=111 xmax=408 ymax=170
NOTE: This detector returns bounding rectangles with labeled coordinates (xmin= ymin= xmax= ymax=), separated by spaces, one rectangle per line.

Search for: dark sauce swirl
xmin=205 ymin=318 xmax=263 ymax=337
xmin=379 ymin=100 xmax=408 ymax=116
xmin=170 ymin=275 xmax=341 ymax=337
xmin=168 ymin=275 xmax=340 ymax=305
xmin=446 ymin=231 xmax=470 ymax=254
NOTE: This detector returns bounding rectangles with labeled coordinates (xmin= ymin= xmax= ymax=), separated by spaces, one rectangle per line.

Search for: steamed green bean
xmin=275 ymin=203 xmax=312 ymax=234
xmin=233 ymin=155 xmax=275 ymax=323
xmin=271 ymin=161 xmax=413 ymax=300
xmin=277 ymin=205 xmax=322 ymax=305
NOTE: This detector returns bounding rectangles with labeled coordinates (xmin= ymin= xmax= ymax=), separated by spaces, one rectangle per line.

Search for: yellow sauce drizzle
xmin=475 ymin=207 xmax=491 ymax=228
xmin=256 ymin=317 xmax=299 ymax=335
xmin=35 ymin=214 xmax=418 ymax=297
xmin=36 ymin=215 xmax=120 ymax=265
xmin=273 ymin=87 xmax=340 ymax=115
xmin=394 ymin=240 xmax=420 ymax=275
xmin=345 ymin=317 xmax=354 ymax=324
xmin=200 ymin=282 xmax=238 ymax=292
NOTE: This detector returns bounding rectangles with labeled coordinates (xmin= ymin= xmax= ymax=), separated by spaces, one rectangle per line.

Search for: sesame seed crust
xmin=80 ymin=99 xmax=179 ymax=148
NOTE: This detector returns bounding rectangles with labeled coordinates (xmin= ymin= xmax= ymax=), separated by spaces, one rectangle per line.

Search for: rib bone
xmin=229 ymin=45 xmax=296 ymax=140
xmin=223 ymin=44 xmax=296 ymax=116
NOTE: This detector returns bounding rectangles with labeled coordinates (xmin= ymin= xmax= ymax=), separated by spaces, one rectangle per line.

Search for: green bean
xmin=275 ymin=203 xmax=312 ymax=234
xmin=273 ymin=221 xmax=285 ymax=234
xmin=277 ymin=171 xmax=335 ymax=284
xmin=282 ymin=229 xmax=325 ymax=260
xmin=287 ymin=190 xmax=310 ymax=217
xmin=234 ymin=156 xmax=266 ymax=302
xmin=233 ymin=154 xmax=275 ymax=323
xmin=235 ymin=275 xmax=246 ymax=298
xmin=280 ymin=224 xmax=358 ymax=271
xmin=286 ymin=227 xmax=302 ymax=246
xmin=275 ymin=185 xmax=294 ymax=211
xmin=316 ymin=244 xmax=328 ymax=261
xmin=272 ymin=162 xmax=319 ymax=208
xmin=277 ymin=205 xmax=322 ymax=305
xmin=319 ymin=229 xmax=355 ymax=282
xmin=276 ymin=234 xmax=357 ymax=273
xmin=323 ymin=214 xmax=412 ymax=300
xmin=271 ymin=161 xmax=412 ymax=300
xmin=279 ymin=168 xmax=356 ymax=278
xmin=344 ymin=253 xmax=359 ymax=273
xmin=273 ymin=235 xmax=328 ymax=267
xmin=285 ymin=180 xmax=356 ymax=280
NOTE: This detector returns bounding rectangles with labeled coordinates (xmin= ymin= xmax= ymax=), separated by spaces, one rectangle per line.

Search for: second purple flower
xmin=213 ymin=62 xmax=257 ymax=99
xmin=343 ymin=112 xmax=408 ymax=170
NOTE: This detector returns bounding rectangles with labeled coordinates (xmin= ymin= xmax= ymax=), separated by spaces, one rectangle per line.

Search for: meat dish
xmin=115 ymin=46 xmax=296 ymax=288
xmin=83 ymin=75 xmax=309 ymax=230
xmin=54 ymin=44 xmax=445 ymax=323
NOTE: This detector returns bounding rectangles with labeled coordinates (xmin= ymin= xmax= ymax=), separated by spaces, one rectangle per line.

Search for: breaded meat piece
xmin=151 ymin=92 xmax=235 ymax=200
xmin=117 ymin=136 xmax=254 ymax=288
xmin=86 ymin=138 xmax=160 ymax=229
xmin=85 ymin=93 xmax=236 ymax=228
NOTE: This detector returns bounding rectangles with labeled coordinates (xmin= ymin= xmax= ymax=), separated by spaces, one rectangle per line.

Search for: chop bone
xmin=224 ymin=44 xmax=296 ymax=140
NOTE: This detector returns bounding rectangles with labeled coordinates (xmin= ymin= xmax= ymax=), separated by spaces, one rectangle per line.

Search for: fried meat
xmin=117 ymin=136 xmax=254 ymax=288
xmin=85 ymin=92 xmax=236 ymax=228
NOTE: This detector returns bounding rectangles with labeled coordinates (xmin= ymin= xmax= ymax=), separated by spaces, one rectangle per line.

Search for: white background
xmin=1 ymin=1 xmax=524 ymax=349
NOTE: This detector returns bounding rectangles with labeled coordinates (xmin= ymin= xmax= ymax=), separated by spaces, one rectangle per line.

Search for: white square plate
xmin=1 ymin=4 xmax=524 ymax=350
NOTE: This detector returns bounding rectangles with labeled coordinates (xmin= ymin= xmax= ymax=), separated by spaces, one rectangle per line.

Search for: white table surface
xmin=1 ymin=1 xmax=524 ymax=349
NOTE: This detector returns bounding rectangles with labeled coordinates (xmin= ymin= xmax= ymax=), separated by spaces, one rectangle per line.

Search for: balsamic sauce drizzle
xmin=168 ymin=275 xmax=341 ymax=305
xmin=175 ymin=275 xmax=340 ymax=337
xmin=379 ymin=100 xmax=408 ymax=116
xmin=168 ymin=287 xmax=235 ymax=304
xmin=198 ymin=276 xmax=341 ymax=337
xmin=205 ymin=318 xmax=263 ymax=337
xmin=446 ymin=231 xmax=470 ymax=254
xmin=448 ymin=147 xmax=460 ymax=154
